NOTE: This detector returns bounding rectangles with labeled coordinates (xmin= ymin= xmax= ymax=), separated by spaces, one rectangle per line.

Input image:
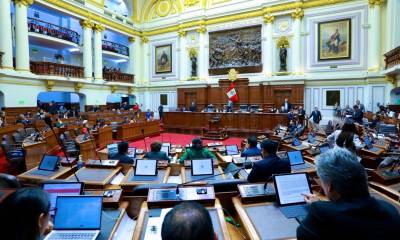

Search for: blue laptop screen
xmin=54 ymin=196 xmax=102 ymax=230
xmin=107 ymin=144 xmax=118 ymax=156
xmin=226 ymin=145 xmax=239 ymax=155
xmin=288 ymin=151 xmax=304 ymax=165
xmin=39 ymin=155 xmax=59 ymax=171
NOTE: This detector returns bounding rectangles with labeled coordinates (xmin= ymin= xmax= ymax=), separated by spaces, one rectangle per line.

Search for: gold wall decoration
xmin=93 ymin=24 xmax=105 ymax=32
xmin=291 ymin=8 xmax=304 ymax=20
xmin=13 ymin=0 xmax=34 ymax=7
xmin=46 ymin=80 xmax=55 ymax=91
xmin=111 ymin=85 xmax=118 ymax=93
xmin=79 ymin=19 xmax=94 ymax=29
xmin=189 ymin=48 xmax=198 ymax=58
xmin=369 ymin=0 xmax=385 ymax=6
xmin=277 ymin=36 xmax=290 ymax=48
xmin=74 ymin=82 xmax=84 ymax=92
xmin=228 ymin=69 xmax=238 ymax=82
xmin=263 ymin=14 xmax=275 ymax=24
xmin=128 ymin=36 xmax=136 ymax=43
xmin=185 ymin=0 xmax=200 ymax=7
xmin=178 ymin=29 xmax=187 ymax=37
xmin=141 ymin=36 xmax=149 ymax=44
xmin=197 ymin=25 xmax=207 ymax=34
xmin=128 ymin=86 xmax=134 ymax=94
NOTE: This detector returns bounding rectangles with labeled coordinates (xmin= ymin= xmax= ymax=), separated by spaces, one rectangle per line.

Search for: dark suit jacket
xmin=353 ymin=110 xmax=363 ymax=124
xmin=282 ymin=102 xmax=292 ymax=112
xmin=297 ymin=197 xmax=400 ymax=240
xmin=241 ymin=147 xmax=261 ymax=157
xmin=144 ymin=151 xmax=170 ymax=161
xmin=309 ymin=110 xmax=322 ymax=123
xmin=110 ymin=153 xmax=133 ymax=164
xmin=247 ymin=155 xmax=290 ymax=183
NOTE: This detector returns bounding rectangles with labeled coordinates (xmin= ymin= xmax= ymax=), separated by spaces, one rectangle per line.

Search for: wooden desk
xmin=42 ymin=128 xmax=60 ymax=153
xmin=233 ymin=197 xmax=299 ymax=240
xmin=23 ymin=140 xmax=47 ymax=170
xmin=164 ymin=112 xmax=288 ymax=135
xmin=17 ymin=166 xmax=73 ymax=184
xmin=369 ymin=181 xmax=400 ymax=201
xmin=76 ymin=135 xmax=96 ymax=161
xmin=98 ymin=208 xmax=125 ymax=240
xmin=93 ymin=126 xmax=113 ymax=149
xmin=116 ymin=121 xmax=160 ymax=141
xmin=281 ymin=143 xmax=310 ymax=152
xmin=120 ymin=168 xmax=171 ymax=191
xmin=66 ymin=167 xmax=121 ymax=189
xmin=132 ymin=199 xmax=231 ymax=240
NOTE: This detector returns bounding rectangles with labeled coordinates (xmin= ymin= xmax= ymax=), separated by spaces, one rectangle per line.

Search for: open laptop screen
xmin=287 ymin=151 xmax=304 ymax=165
xmin=135 ymin=159 xmax=157 ymax=176
xmin=38 ymin=155 xmax=59 ymax=171
xmin=127 ymin=147 xmax=136 ymax=158
xmin=191 ymin=159 xmax=214 ymax=176
xmin=161 ymin=146 xmax=170 ymax=155
xmin=226 ymin=145 xmax=239 ymax=155
xmin=54 ymin=196 xmax=102 ymax=230
xmin=274 ymin=173 xmax=312 ymax=206
xmin=42 ymin=182 xmax=83 ymax=216
xmin=107 ymin=144 xmax=118 ymax=156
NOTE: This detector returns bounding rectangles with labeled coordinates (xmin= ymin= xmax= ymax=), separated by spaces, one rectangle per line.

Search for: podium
xmin=202 ymin=116 xmax=228 ymax=140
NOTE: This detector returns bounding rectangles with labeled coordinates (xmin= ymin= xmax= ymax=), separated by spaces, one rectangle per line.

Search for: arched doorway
xmin=37 ymin=91 xmax=86 ymax=113
xmin=106 ymin=93 xmax=135 ymax=110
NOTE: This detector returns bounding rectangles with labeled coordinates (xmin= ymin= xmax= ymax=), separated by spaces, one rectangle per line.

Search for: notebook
xmin=273 ymin=173 xmax=312 ymax=219
xmin=44 ymin=196 xmax=102 ymax=240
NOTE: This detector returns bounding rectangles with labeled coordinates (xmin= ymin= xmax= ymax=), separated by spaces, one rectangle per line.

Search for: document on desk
xmin=144 ymin=208 xmax=172 ymax=240
xmin=275 ymin=174 xmax=311 ymax=205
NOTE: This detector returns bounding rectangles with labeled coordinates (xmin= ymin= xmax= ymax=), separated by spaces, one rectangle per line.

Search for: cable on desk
xmin=222 ymin=207 xmax=247 ymax=240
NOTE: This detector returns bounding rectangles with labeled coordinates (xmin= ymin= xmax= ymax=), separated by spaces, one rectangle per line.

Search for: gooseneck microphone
xmin=141 ymin=128 xmax=148 ymax=152
xmin=175 ymin=162 xmax=252 ymax=197
xmin=44 ymin=116 xmax=80 ymax=182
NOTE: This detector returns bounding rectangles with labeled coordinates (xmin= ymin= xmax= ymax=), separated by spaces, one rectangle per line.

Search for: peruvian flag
xmin=226 ymin=82 xmax=238 ymax=103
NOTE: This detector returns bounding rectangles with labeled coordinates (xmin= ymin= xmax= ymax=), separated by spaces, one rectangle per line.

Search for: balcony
xmin=28 ymin=17 xmax=80 ymax=45
xmin=103 ymin=69 xmax=134 ymax=83
xmin=384 ymin=46 xmax=400 ymax=70
xmin=102 ymin=40 xmax=129 ymax=56
xmin=30 ymin=61 xmax=84 ymax=78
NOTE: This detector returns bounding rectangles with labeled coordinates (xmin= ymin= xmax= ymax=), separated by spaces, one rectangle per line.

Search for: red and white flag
xmin=226 ymin=82 xmax=238 ymax=103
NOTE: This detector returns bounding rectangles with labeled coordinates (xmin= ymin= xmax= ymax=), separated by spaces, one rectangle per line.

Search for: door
xmin=185 ymin=92 xmax=197 ymax=110
xmin=274 ymin=90 xmax=292 ymax=108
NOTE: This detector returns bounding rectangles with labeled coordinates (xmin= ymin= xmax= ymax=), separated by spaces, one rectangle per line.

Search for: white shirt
xmin=327 ymin=130 xmax=363 ymax=149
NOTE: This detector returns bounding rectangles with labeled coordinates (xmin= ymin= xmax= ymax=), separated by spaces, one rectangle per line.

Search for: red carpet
xmin=0 ymin=133 xmax=243 ymax=174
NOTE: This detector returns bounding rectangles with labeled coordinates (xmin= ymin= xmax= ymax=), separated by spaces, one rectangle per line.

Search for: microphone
xmin=175 ymin=162 xmax=252 ymax=197
xmin=141 ymin=128 xmax=148 ymax=152
xmin=44 ymin=116 xmax=80 ymax=182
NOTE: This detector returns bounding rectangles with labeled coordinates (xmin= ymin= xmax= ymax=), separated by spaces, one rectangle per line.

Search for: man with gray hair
xmin=297 ymin=148 xmax=400 ymax=239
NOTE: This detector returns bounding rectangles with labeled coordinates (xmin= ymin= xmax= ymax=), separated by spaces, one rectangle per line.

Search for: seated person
xmin=54 ymin=118 xmax=64 ymax=128
xmin=297 ymin=148 xmax=400 ymax=239
xmin=144 ymin=141 xmax=170 ymax=161
xmin=110 ymin=141 xmax=133 ymax=164
xmin=180 ymin=138 xmax=216 ymax=164
xmin=162 ymin=202 xmax=216 ymax=240
xmin=0 ymin=187 xmax=51 ymax=240
xmin=327 ymin=121 xmax=362 ymax=149
xmin=241 ymin=136 xmax=261 ymax=157
xmin=247 ymin=139 xmax=290 ymax=183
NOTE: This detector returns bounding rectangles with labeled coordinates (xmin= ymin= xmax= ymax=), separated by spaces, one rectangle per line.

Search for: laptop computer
xmin=44 ymin=196 xmax=102 ymax=240
xmin=292 ymin=138 xmax=301 ymax=146
xmin=364 ymin=136 xmax=381 ymax=152
xmin=132 ymin=159 xmax=158 ymax=181
xmin=191 ymin=159 xmax=214 ymax=181
xmin=161 ymin=145 xmax=170 ymax=156
xmin=42 ymin=182 xmax=84 ymax=216
xmin=226 ymin=144 xmax=239 ymax=156
xmin=273 ymin=173 xmax=312 ymax=219
xmin=127 ymin=147 xmax=136 ymax=158
xmin=31 ymin=155 xmax=60 ymax=176
xmin=288 ymin=151 xmax=312 ymax=170
xmin=107 ymin=143 xmax=118 ymax=157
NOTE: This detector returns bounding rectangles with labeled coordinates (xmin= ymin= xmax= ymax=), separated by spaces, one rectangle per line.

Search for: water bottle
xmin=77 ymin=155 xmax=84 ymax=169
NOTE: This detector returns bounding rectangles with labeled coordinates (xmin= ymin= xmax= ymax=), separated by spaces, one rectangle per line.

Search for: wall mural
xmin=318 ymin=18 xmax=351 ymax=61
xmin=209 ymin=26 xmax=262 ymax=75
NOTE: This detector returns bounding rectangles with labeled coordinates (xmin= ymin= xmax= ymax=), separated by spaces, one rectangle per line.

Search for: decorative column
xmin=263 ymin=14 xmax=275 ymax=76
xmin=141 ymin=36 xmax=149 ymax=84
xmin=385 ymin=0 xmax=399 ymax=51
xmin=133 ymin=36 xmax=142 ymax=84
xmin=178 ymin=29 xmax=187 ymax=81
xmin=368 ymin=0 xmax=383 ymax=72
xmin=93 ymin=24 xmax=105 ymax=81
xmin=0 ymin=0 xmax=14 ymax=69
xmin=80 ymin=19 xmax=93 ymax=79
xmin=197 ymin=24 xmax=207 ymax=80
xmin=14 ymin=0 xmax=34 ymax=71
xmin=291 ymin=8 xmax=304 ymax=75
xmin=128 ymin=36 xmax=135 ymax=75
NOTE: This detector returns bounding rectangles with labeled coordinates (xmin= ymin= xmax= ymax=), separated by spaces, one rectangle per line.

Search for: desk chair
xmin=12 ymin=132 xmax=24 ymax=144
xmin=60 ymin=133 xmax=79 ymax=157
xmin=17 ymin=128 xmax=27 ymax=138
xmin=1 ymin=136 xmax=26 ymax=173
xmin=0 ymin=173 xmax=21 ymax=188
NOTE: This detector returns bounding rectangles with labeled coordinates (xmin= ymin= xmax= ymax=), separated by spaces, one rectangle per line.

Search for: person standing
xmin=355 ymin=100 xmax=365 ymax=113
xmin=189 ymin=101 xmax=197 ymax=112
xmin=282 ymin=98 xmax=292 ymax=113
xmin=308 ymin=107 xmax=322 ymax=126
xmin=353 ymin=105 xmax=364 ymax=124
xmin=158 ymin=105 xmax=164 ymax=121
xmin=226 ymin=100 xmax=233 ymax=112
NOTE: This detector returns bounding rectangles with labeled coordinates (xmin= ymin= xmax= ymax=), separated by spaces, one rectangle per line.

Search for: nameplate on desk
xmin=86 ymin=159 xmax=119 ymax=168
xmin=238 ymin=183 xmax=276 ymax=203
xmin=147 ymin=186 xmax=215 ymax=208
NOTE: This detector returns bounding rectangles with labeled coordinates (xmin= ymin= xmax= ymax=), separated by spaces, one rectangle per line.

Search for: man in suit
xmin=282 ymin=98 xmax=292 ymax=113
xmin=144 ymin=141 xmax=170 ymax=161
xmin=352 ymin=105 xmax=363 ymax=124
xmin=298 ymin=106 xmax=306 ymax=124
xmin=158 ymin=105 xmax=164 ymax=121
xmin=189 ymin=101 xmax=197 ymax=112
xmin=308 ymin=107 xmax=322 ymax=126
xmin=355 ymin=99 xmax=365 ymax=113
xmin=297 ymin=148 xmax=400 ymax=239
xmin=247 ymin=139 xmax=290 ymax=183
xmin=110 ymin=141 xmax=133 ymax=164
xmin=241 ymin=136 xmax=261 ymax=157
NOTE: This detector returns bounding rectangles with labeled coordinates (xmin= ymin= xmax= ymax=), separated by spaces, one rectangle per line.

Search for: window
xmin=326 ymin=90 xmax=340 ymax=106
xmin=160 ymin=94 xmax=168 ymax=105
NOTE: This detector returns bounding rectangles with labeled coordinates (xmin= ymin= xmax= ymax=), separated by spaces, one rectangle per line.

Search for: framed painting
xmin=318 ymin=18 xmax=351 ymax=61
xmin=155 ymin=44 xmax=172 ymax=74
xmin=326 ymin=90 xmax=341 ymax=106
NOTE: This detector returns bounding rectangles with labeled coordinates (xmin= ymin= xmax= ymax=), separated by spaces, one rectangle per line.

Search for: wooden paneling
xmin=177 ymin=79 xmax=304 ymax=110
xmin=116 ymin=120 xmax=160 ymax=141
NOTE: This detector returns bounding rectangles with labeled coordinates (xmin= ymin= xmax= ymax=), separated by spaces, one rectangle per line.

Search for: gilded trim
xmin=13 ymin=0 xmax=34 ymax=7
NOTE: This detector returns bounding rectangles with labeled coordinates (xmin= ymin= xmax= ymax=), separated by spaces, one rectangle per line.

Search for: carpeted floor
xmin=0 ymin=133 xmax=243 ymax=174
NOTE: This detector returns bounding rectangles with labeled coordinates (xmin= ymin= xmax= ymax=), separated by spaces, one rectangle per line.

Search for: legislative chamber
xmin=1 ymin=0 xmax=400 ymax=239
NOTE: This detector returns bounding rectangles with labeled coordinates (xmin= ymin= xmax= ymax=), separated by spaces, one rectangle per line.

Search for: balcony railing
xmin=28 ymin=17 xmax=80 ymax=44
xmin=384 ymin=46 xmax=400 ymax=70
xmin=103 ymin=70 xmax=134 ymax=83
xmin=30 ymin=61 xmax=84 ymax=78
xmin=102 ymin=40 xmax=129 ymax=56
